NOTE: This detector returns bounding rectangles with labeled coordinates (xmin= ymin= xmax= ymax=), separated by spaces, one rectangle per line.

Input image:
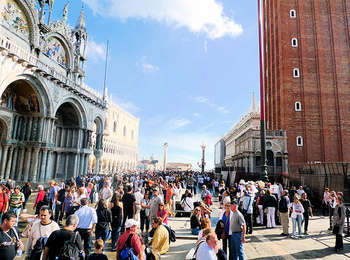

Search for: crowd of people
xmin=0 ymin=172 xmax=347 ymax=260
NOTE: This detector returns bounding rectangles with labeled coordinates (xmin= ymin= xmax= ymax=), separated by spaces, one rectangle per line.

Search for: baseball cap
xmin=125 ymin=219 xmax=138 ymax=229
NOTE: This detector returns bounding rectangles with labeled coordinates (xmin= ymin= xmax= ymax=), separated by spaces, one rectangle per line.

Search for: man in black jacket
xmin=279 ymin=190 xmax=290 ymax=236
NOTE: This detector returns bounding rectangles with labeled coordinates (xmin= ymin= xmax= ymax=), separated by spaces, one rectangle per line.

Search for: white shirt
xmin=196 ymin=242 xmax=216 ymax=260
xmin=134 ymin=191 xmax=143 ymax=205
xmin=182 ymin=197 xmax=193 ymax=212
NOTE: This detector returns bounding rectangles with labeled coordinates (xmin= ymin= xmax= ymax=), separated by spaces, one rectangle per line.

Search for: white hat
xmin=125 ymin=219 xmax=138 ymax=229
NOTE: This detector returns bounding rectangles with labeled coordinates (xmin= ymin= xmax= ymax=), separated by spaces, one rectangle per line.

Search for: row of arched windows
xmin=111 ymin=122 xmax=135 ymax=140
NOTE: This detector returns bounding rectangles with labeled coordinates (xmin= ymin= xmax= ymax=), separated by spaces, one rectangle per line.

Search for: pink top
xmin=157 ymin=209 xmax=168 ymax=224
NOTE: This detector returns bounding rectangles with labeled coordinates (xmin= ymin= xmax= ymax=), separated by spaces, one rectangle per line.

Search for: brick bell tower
xmin=262 ymin=0 xmax=350 ymax=180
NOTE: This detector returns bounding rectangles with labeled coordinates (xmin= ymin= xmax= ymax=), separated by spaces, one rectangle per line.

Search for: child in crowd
xmin=87 ymin=239 xmax=108 ymax=260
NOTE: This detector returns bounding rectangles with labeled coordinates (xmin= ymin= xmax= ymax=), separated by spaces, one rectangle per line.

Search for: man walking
xmin=9 ymin=186 xmax=24 ymax=226
xmin=279 ymin=190 xmax=290 ymax=236
xmin=229 ymin=200 xmax=246 ymax=260
xmin=74 ymin=198 xmax=97 ymax=258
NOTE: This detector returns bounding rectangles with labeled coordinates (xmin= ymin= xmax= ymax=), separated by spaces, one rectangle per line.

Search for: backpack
xmin=118 ymin=234 xmax=139 ymax=260
xmin=29 ymin=237 xmax=48 ymax=260
xmin=187 ymin=240 xmax=205 ymax=260
xmin=162 ymin=224 xmax=176 ymax=243
xmin=58 ymin=232 xmax=80 ymax=260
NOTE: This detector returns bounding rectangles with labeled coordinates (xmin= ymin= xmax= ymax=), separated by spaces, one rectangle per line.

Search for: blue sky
xmin=52 ymin=0 xmax=260 ymax=170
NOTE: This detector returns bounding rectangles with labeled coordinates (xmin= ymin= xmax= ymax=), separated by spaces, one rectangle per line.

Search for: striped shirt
xmin=9 ymin=192 xmax=24 ymax=208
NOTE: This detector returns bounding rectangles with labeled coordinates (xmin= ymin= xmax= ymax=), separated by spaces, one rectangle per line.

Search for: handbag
xmin=332 ymin=224 xmax=339 ymax=235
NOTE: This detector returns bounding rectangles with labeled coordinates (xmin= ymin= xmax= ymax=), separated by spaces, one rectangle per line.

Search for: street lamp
xmin=163 ymin=142 xmax=168 ymax=171
xmin=200 ymin=143 xmax=206 ymax=173
xmin=258 ymin=0 xmax=269 ymax=182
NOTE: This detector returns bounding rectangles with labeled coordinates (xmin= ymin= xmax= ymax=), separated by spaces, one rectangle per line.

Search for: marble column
xmin=26 ymin=117 xmax=33 ymax=141
xmin=10 ymin=147 xmax=18 ymax=179
xmin=79 ymin=154 xmax=84 ymax=175
xmin=16 ymin=148 xmax=25 ymax=181
xmin=39 ymin=149 xmax=48 ymax=182
xmin=4 ymin=146 xmax=14 ymax=180
xmin=64 ymin=154 xmax=69 ymax=180
xmin=249 ymin=154 xmax=254 ymax=173
xmin=30 ymin=148 xmax=40 ymax=182
xmin=45 ymin=151 xmax=53 ymax=181
xmin=23 ymin=148 xmax=32 ymax=181
xmin=54 ymin=152 xmax=60 ymax=179
xmin=273 ymin=156 xmax=277 ymax=175
xmin=72 ymin=153 xmax=78 ymax=178
xmin=60 ymin=128 xmax=65 ymax=148
xmin=12 ymin=116 xmax=18 ymax=139
xmin=0 ymin=145 xmax=9 ymax=179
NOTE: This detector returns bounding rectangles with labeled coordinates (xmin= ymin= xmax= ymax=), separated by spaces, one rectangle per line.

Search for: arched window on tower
xmin=123 ymin=126 xmax=127 ymax=137
xmin=296 ymin=136 xmax=303 ymax=147
xmin=291 ymin=38 xmax=298 ymax=47
xmin=295 ymin=101 xmax=302 ymax=111
xmin=290 ymin=9 xmax=297 ymax=18
xmin=131 ymin=130 xmax=134 ymax=140
xmin=293 ymin=68 xmax=300 ymax=78
xmin=113 ymin=122 xmax=117 ymax=133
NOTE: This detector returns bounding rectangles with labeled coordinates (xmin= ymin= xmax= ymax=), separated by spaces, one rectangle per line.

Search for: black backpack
xmin=162 ymin=224 xmax=176 ymax=243
xmin=58 ymin=232 xmax=80 ymax=260
xmin=29 ymin=237 xmax=48 ymax=260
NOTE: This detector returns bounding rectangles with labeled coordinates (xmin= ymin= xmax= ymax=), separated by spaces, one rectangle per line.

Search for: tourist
xmin=255 ymin=190 xmax=265 ymax=225
xmin=279 ymin=190 xmax=290 ymax=236
xmin=229 ymin=200 xmax=246 ymax=260
xmin=99 ymin=183 xmax=112 ymax=206
xmin=25 ymin=206 xmax=59 ymax=259
xmin=290 ymin=195 xmax=304 ymax=239
xmin=87 ymin=239 xmax=108 ymax=260
xmin=0 ymin=185 xmax=9 ymax=225
xmin=150 ymin=188 xmax=162 ymax=220
xmin=111 ymin=195 xmax=123 ymax=251
xmin=33 ymin=186 xmax=48 ymax=215
xmin=42 ymin=215 xmax=83 ymax=260
xmin=48 ymin=181 xmax=58 ymax=212
xmin=190 ymin=207 xmax=201 ymax=235
xmin=322 ymin=188 xmax=330 ymax=216
xmin=328 ymin=191 xmax=337 ymax=230
xmin=134 ymin=187 xmax=143 ymax=221
xmin=140 ymin=192 xmax=151 ymax=235
xmin=21 ymin=182 xmax=31 ymax=213
xmin=63 ymin=190 xmax=74 ymax=218
xmin=333 ymin=196 xmax=345 ymax=252
xmin=74 ymin=198 xmax=97 ymax=258
xmin=95 ymin=199 xmax=112 ymax=243
xmin=300 ymin=193 xmax=313 ymax=235
xmin=181 ymin=191 xmax=194 ymax=217
xmin=296 ymin=186 xmax=305 ymax=197
xmin=151 ymin=217 xmax=169 ymax=259
xmin=0 ymin=212 xmax=24 ymax=260
xmin=9 ymin=186 xmax=25 ymax=226
xmin=55 ymin=185 xmax=69 ymax=225
xmin=196 ymin=232 xmax=218 ymax=260
xmin=263 ymin=189 xmax=277 ymax=228
xmin=157 ymin=202 xmax=168 ymax=225
xmin=198 ymin=218 xmax=211 ymax=241
xmin=116 ymin=219 xmax=143 ymax=260
xmin=241 ymin=191 xmax=253 ymax=234
xmin=72 ymin=187 xmax=86 ymax=214
xmin=122 ymin=186 xmax=136 ymax=230
xmin=221 ymin=203 xmax=231 ymax=254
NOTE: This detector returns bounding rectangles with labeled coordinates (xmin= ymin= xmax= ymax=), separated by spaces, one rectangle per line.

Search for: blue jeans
xmin=191 ymin=227 xmax=200 ymax=235
xmin=111 ymin=227 xmax=121 ymax=249
xmin=229 ymin=232 xmax=245 ymax=260
xmin=292 ymin=215 xmax=303 ymax=236
xmin=10 ymin=207 xmax=21 ymax=226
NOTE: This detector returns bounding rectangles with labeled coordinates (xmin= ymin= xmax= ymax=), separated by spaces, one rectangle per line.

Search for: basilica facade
xmin=0 ymin=0 xmax=105 ymax=183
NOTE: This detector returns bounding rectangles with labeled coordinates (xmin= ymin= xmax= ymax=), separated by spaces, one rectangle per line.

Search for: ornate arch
xmin=55 ymin=96 xmax=88 ymax=129
xmin=43 ymin=32 xmax=74 ymax=69
xmin=0 ymin=0 xmax=40 ymax=46
xmin=0 ymin=73 xmax=52 ymax=116
xmin=0 ymin=117 xmax=10 ymax=143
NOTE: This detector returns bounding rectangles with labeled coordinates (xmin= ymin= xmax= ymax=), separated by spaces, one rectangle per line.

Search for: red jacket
xmin=0 ymin=191 xmax=8 ymax=213
xmin=34 ymin=190 xmax=45 ymax=208
xmin=116 ymin=230 xmax=143 ymax=259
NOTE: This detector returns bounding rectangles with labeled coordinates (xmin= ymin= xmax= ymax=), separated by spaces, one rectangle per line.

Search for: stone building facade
xmin=88 ymin=99 xmax=139 ymax=173
xmin=0 ymin=0 xmax=105 ymax=183
xmin=262 ymin=0 xmax=350 ymax=179
xmin=222 ymin=98 xmax=288 ymax=177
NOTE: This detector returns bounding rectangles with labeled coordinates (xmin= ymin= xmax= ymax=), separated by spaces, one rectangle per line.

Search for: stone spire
xmin=62 ymin=1 xmax=70 ymax=23
xmin=76 ymin=3 xmax=86 ymax=31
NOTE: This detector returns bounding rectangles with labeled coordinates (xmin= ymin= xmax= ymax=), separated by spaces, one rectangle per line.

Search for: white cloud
xmin=86 ymin=39 xmax=106 ymax=62
xmin=83 ymin=0 xmax=243 ymax=39
xmin=137 ymin=56 xmax=160 ymax=73
xmin=193 ymin=96 xmax=231 ymax=114
xmin=193 ymin=113 xmax=200 ymax=118
xmin=168 ymin=118 xmax=191 ymax=129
